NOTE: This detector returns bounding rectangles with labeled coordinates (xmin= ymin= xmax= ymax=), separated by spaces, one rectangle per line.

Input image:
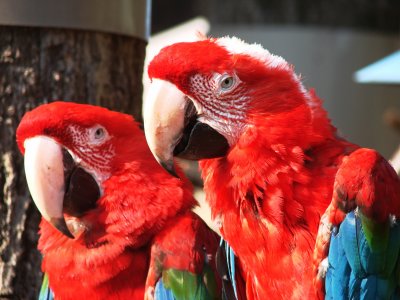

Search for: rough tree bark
xmin=0 ymin=26 xmax=146 ymax=299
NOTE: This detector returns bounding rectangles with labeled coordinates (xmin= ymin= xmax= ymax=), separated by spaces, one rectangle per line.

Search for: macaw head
xmin=144 ymin=37 xmax=315 ymax=176
xmin=16 ymin=101 xmax=169 ymax=239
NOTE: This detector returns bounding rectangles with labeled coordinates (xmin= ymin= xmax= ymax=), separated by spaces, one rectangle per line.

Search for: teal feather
xmin=224 ymin=239 xmax=237 ymax=299
xmin=38 ymin=273 xmax=54 ymax=300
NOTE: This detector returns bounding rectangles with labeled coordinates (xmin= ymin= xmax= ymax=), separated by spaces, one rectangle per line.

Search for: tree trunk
xmin=0 ymin=26 xmax=146 ymax=299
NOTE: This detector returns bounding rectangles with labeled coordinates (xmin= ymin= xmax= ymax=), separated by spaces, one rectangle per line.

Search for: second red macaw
xmin=144 ymin=37 xmax=400 ymax=299
xmin=17 ymin=102 xmax=221 ymax=300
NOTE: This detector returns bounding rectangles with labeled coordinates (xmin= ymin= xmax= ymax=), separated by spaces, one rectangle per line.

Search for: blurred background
xmin=152 ymin=0 xmax=400 ymax=158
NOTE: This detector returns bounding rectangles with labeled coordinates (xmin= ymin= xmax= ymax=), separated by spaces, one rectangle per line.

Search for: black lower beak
xmin=57 ymin=149 xmax=100 ymax=238
xmin=173 ymin=104 xmax=229 ymax=160
xmin=63 ymin=165 xmax=100 ymax=217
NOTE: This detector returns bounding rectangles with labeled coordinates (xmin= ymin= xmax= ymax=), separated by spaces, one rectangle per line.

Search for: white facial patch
xmin=216 ymin=36 xmax=311 ymax=103
xmin=189 ymin=73 xmax=248 ymax=145
xmin=67 ymin=125 xmax=114 ymax=188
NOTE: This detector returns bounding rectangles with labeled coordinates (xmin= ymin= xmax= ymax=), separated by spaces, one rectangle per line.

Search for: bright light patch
xmin=216 ymin=36 xmax=289 ymax=70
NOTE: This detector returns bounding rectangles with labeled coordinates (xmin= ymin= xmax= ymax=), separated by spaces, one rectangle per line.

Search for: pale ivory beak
xmin=24 ymin=136 xmax=73 ymax=238
xmin=143 ymin=79 xmax=187 ymax=177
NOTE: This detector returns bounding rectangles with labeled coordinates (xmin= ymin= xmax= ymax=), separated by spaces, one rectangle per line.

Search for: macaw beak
xmin=24 ymin=136 xmax=74 ymax=238
xmin=143 ymin=79 xmax=229 ymax=177
xmin=143 ymin=79 xmax=187 ymax=177
xmin=24 ymin=136 xmax=100 ymax=239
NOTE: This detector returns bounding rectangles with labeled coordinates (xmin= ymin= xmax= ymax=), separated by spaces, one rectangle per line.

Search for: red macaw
xmin=143 ymin=37 xmax=400 ymax=299
xmin=16 ymin=102 xmax=221 ymax=300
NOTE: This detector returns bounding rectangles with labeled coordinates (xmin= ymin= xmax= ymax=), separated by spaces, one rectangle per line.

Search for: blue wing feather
xmin=223 ymin=239 xmax=238 ymax=299
xmin=326 ymin=226 xmax=351 ymax=300
xmin=325 ymin=211 xmax=400 ymax=299
xmin=217 ymin=238 xmax=247 ymax=300
xmin=348 ymin=270 xmax=361 ymax=300
xmin=340 ymin=212 xmax=366 ymax=278
xmin=155 ymin=279 xmax=176 ymax=300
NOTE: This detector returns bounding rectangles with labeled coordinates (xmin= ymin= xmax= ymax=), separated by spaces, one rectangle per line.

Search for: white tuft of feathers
xmin=318 ymin=257 xmax=330 ymax=279
xmin=216 ymin=36 xmax=289 ymax=70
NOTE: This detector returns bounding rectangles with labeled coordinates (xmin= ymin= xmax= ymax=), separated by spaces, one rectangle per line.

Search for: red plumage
xmin=198 ymin=93 xmax=355 ymax=299
xmin=17 ymin=102 xmax=220 ymax=299
xmin=313 ymin=148 xmax=400 ymax=298
xmin=145 ymin=37 xmax=400 ymax=299
xmin=332 ymin=148 xmax=400 ymax=222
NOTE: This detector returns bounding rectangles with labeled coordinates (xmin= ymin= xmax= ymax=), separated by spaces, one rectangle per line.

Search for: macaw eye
xmin=220 ymin=76 xmax=235 ymax=90
xmin=94 ymin=127 xmax=105 ymax=139
xmin=88 ymin=125 xmax=108 ymax=144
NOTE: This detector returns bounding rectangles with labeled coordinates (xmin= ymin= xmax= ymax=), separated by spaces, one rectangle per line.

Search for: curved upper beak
xmin=143 ymin=79 xmax=229 ymax=176
xmin=143 ymin=79 xmax=187 ymax=177
xmin=24 ymin=136 xmax=74 ymax=238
